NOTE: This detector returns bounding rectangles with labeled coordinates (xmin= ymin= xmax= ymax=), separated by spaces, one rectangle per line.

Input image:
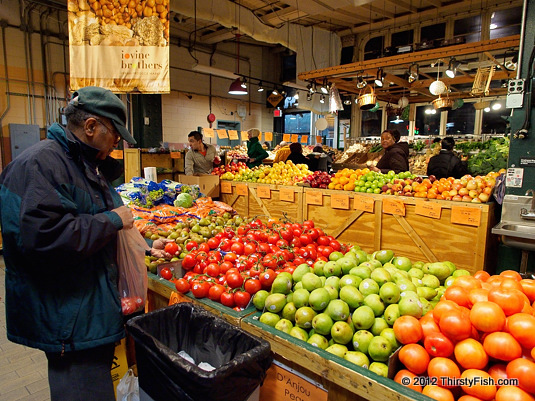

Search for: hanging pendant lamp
xmin=228 ymin=33 xmax=248 ymax=95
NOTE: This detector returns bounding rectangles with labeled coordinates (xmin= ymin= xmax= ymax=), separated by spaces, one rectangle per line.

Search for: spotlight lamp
xmin=240 ymin=77 xmax=247 ymax=89
xmin=307 ymin=82 xmax=314 ymax=93
xmin=320 ymin=79 xmax=330 ymax=94
xmin=445 ymin=58 xmax=461 ymax=79
xmin=408 ymin=63 xmax=419 ymax=83
xmin=294 ymin=91 xmax=299 ymax=100
xmin=272 ymin=88 xmax=279 ymax=95
xmin=343 ymin=97 xmax=352 ymax=105
xmin=356 ymin=76 xmax=367 ymax=89
xmin=306 ymin=92 xmax=312 ymax=101
xmin=257 ymin=81 xmax=264 ymax=92
xmin=375 ymin=69 xmax=385 ymax=87
xmin=491 ymin=100 xmax=502 ymax=110
xmin=319 ymin=94 xmax=325 ymax=104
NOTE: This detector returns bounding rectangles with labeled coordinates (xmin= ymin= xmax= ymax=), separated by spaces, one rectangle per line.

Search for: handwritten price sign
xmin=220 ymin=181 xmax=232 ymax=194
xmin=383 ymin=198 xmax=406 ymax=216
xmin=331 ymin=194 xmax=349 ymax=209
xmin=279 ymin=188 xmax=294 ymax=202
xmin=306 ymin=191 xmax=323 ymax=205
xmin=415 ymin=202 xmax=442 ymax=219
xmin=236 ymin=184 xmax=249 ymax=196
xmin=257 ymin=186 xmax=271 ymax=199
xmin=354 ymin=195 xmax=374 ymax=213
xmin=451 ymin=206 xmax=481 ymax=227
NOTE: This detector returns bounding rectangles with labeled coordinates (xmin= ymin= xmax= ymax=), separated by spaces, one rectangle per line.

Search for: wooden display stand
xmin=123 ymin=149 xmax=185 ymax=182
xmin=220 ymin=181 xmax=305 ymax=222
xmin=219 ymin=181 xmax=498 ymax=274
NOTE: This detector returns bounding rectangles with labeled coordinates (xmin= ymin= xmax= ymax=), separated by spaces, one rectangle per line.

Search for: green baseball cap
xmin=70 ymin=86 xmax=136 ymax=144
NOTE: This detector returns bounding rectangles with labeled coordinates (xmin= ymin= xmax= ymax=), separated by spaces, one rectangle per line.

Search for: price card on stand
xmin=354 ymin=195 xmax=374 ymax=213
xmin=451 ymin=206 xmax=481 ymax=227
xmin=291 ymin=134 xmax=299 ymax=143
xmin=203 ymin=128 xmax=215 ymax=138
xmin=257 ymin=186 xmax=271 ymax=199
xmin=216 ymin=129 xmax=228 ymax=139
xmin=264 ymin=132 xmax=273 ymax=141
xmin=279 ymin=188 xmax=294 ymax=202
xmin=331 ymin=194 xmax=349 ymax=209
xmin=383 ymin=198 xmax=406 ymax=216
xmin=220 ymin=181 xmax=232 ymax=194
xmin=228 ymin=130 xmax=239 ymax=140
xmin=236 ymin=184 xmax=249 ymax=196
xmin=415 ymin=202 xmax=442 ymax=219
xmin=260 ymin=362 xmax=327 ymax=401
xmin=170 ymin=151 xmax=181 ymax=159
xmin=283 ymin=134 xmax=291 ymax=142
xmin=241 ymin=131 xmax=249 ymax=141
xmin=301 ymin=135 xmax=309 ymax=143
xmin=110 ymin=150 xmax=123 ymax=159
xmin=306 ymin=191 xmax=323 ymax=205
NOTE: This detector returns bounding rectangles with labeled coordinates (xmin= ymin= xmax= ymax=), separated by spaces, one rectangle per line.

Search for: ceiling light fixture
xmin=240 ymin=77 xmax=247 ymax=89
xmin=375 ymin=69 xmax=384 ymax=87
xmin=445 ymin=58 xmax=461 ymax=78
xmin=343 ymin=98 xmax=352 ymax=105
xmin=356 ymin=75 xmax=367 ymax=89
xmin=390 ymin=115 xmax=404 ymax=124
xmin=319 ymin=94 xmax=325 ymax=104
xmin=320 ymin=79 xmax=330 ymax=94
xmin=228 ymin=78 xmax=248 ymax=95
xmin=228 ymin=34 xmax=247 ymax=95
xmin=491 ymin=100 xmax=503 ymax=110
xmin=257 ymin=81 xmax=264 ymax=92
xmin=294 ymin=91 xmax=299 ymax=99
xmin=306 ymin=92 xmax=312 ymax=101
xmin=408 ymin=63 xmax=419 ymax=83
xmin=272 ymin=88 xmax=279 ymax=95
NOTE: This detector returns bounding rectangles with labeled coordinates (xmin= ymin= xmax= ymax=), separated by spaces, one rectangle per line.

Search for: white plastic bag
xmin=117 ymin=228 xmax=150 ymax=315
xmin=116 ymin=369 xmax=139 ymax=401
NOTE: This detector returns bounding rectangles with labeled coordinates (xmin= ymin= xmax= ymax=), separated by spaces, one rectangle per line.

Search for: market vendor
xmin=273 ymin=141 xmax=291 ymax=163
xmin=286 ymin=142 xmax=312 ymax=168
xmin=0 ymin=86 xmax=135 ymax=401
xmin=246 ymin=128 xmax=269 ymax=168
xmin=185 ymin=130 xmax=217 ymax=175
xmin=427 ymin=136 xmax=468 ymax=179
xmin=371 ymin=129 xmax=409 ymax=174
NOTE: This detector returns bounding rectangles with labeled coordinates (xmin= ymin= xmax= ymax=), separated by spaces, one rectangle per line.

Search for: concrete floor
xmin=0 ymin=257 xmax=51 ymax=400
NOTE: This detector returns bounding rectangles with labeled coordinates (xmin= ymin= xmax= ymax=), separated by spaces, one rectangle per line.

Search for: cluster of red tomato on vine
xmin=160 ymin=218 xmax=350 ymax=311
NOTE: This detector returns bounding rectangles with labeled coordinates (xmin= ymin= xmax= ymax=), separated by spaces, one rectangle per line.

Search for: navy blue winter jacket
xmin=0 ymin=123 xmax=126 ymax=353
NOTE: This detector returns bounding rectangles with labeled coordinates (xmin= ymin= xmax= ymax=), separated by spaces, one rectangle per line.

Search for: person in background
xmin=185 ymin=130 xmax=216 ymax=175
xmin=273 ymin=141 xmax=291 ymax=163
xmin=307 ymin=144 xmax=332 ymax=172
xmin=262 ymin=141 xmax=271 ymax=151
xmin=286 ymin=142 xmax=311 ymax=168
xmin=427 ymin=136 xmax=468 ymax=179
xmin=246 ymin=128 xmax=269 ymax=168
xmin=371 ymin=129 xmax=409 ymax=174
xmin=0 ymin=86 xmax=135 ymax=401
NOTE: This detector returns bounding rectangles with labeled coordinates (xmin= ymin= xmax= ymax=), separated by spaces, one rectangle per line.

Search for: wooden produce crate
xmin=146 ymin=273 xmax=255 ymax=327
xmin=241 ymin=314 xmax=433 ymax=401
xmin=219 ymin=181 xmax=304 ymax=223
xmin=302 ymin=188 xmax=498 ymax=274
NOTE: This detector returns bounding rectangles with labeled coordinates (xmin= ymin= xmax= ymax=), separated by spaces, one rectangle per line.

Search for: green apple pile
xmin=252 ymin=246 xmax=469 ymax=377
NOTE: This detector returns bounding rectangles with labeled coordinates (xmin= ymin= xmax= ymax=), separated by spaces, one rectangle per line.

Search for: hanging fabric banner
xmin=68 ymin=0 xmax=170 ymax=94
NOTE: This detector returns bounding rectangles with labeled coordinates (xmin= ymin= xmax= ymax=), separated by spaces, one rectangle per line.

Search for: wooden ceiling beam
xmin=298 ymin=35 xmax=520 ymax=80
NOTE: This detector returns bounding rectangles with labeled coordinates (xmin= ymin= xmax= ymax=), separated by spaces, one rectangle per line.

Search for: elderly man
xmin=185 ymin=130 xmax=217 ymax=175
xmin=273 ymin=140 xmax=291 ymax=163
xmin=0 ymin=86 xmax=135 ymax=401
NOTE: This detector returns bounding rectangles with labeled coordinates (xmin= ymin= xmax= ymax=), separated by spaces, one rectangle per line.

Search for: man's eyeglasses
xmin=89 ymin=117 xmax=121 ymax=144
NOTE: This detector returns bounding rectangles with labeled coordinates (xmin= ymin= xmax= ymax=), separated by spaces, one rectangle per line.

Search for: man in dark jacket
xmin=427 ymin=137 xmax=468 ymax=179
xmin=372 ymin=129 xmax=410 ymax=173
xmin=246 ymin=128 xmax=268 ymax=168
xmin=0 ymin=86 xmax=136 ymax=401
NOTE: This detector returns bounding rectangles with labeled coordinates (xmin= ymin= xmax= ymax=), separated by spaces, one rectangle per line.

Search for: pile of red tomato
xmin=165 ymin=219 xmax=348 ymax=311
xmin=393 ymin=270 xmax=535 ymax=401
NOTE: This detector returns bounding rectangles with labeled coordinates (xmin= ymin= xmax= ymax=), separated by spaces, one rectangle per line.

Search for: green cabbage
xmin=174 ymin=192 xmax=193 ymax=208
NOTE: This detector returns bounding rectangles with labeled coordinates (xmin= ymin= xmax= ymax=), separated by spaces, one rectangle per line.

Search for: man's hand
xmin=112 ymin=206 xmax=134 ymax=229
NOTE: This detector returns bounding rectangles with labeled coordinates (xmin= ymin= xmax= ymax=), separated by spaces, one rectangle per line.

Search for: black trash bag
xmin=126 ymin=303 xmax=273 ymax=401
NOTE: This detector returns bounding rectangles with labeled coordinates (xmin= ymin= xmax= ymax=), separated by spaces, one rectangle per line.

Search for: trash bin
xmin=126 ymin=302 xmax=273 ymax=401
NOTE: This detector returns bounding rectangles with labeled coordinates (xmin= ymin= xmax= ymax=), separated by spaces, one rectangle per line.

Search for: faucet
xmin=521 ymin=189 xmax=535 ymax=219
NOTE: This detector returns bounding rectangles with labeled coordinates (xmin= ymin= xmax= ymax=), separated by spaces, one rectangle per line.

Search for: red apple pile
xmin=211 ymin=161 xmax=247 ymax=176
xmin=302 ymin=171 xmax=333 ymax=189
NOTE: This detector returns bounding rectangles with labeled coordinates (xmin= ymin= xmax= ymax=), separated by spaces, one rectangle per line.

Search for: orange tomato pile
xmin=393 ymin=270 xmax=535 ymax=401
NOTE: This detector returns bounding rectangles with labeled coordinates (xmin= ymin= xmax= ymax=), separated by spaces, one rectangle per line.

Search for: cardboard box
xmin=178 ymin=174 xmax=220 ymax=198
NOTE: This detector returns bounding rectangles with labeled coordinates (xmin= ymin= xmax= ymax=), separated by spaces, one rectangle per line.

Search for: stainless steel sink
xmin=492 ymin=194 xmax=535 ymax=252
